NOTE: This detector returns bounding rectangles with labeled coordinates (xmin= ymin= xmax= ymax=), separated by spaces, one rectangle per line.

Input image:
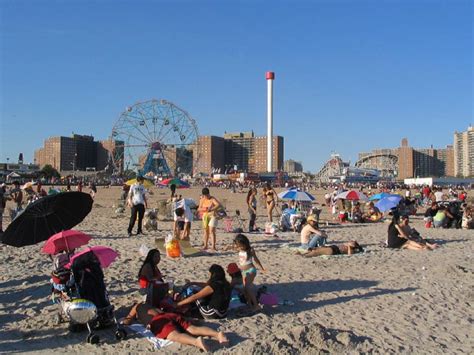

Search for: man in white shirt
xmin=434 ymin=189 xmax=445 ymax=203
xmin=173 ymin=196 xmax=193 ymax=240
xmin=127 ymin=176 xmax=148 ymax=237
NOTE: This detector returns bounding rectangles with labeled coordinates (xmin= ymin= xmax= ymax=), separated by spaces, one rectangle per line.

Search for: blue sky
xmin=0 ymin=0 xmax=472 ymax=172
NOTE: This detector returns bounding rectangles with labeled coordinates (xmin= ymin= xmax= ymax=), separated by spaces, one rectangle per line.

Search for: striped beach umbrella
xmin=277 ymin=188 xmax=315 ymax=202
xmin=335 ymin=190 xmax=369 ymax=202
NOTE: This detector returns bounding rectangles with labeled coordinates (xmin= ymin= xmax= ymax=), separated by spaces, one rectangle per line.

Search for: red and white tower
xmin=266 ymin=71 xmax=275 ymax=172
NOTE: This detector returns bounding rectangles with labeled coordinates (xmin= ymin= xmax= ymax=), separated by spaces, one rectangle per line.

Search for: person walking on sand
xmin=198 ymin=188 xmax=221 ymax=251
xmin=127 ymin=175 xmax=148 ymax=237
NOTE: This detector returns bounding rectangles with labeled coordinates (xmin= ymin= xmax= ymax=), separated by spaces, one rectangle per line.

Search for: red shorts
xmin=149 ymin=313 xmax=191 ymax=339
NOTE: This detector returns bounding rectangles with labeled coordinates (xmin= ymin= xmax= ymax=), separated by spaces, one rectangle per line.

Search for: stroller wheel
xmin=115 ymin=328 xmax=127 ymax=341
xmin=86 ymin=333 xmax=100 ymax=344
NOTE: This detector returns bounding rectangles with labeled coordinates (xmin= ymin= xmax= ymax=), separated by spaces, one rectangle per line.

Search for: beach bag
xmin=165 ymin=234 xmax=181 ymax=258
xmin=265 ymin=222 xmax=278 ymax=234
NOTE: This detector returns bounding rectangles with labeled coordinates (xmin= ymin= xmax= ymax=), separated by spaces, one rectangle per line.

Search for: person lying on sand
xmin=297 ymin=240 xmax=364 ymax=257
xmin=122 ymin=302 xmax=228 ymax=352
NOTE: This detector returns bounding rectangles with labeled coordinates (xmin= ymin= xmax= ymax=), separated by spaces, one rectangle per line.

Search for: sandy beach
xmin=0 ymin=186 xmax=473 ymax=354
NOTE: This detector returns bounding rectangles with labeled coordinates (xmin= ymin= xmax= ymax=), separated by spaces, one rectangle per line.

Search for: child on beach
xmin=233 ymin=234 xmax=265 ymax=311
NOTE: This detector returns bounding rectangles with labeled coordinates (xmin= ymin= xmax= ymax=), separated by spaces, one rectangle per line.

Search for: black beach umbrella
xmin=2 ymin=192 xmax=93 ymax=247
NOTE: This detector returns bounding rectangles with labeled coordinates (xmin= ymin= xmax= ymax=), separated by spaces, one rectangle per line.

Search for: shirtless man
xmin=300 ymin=216 xmax=327 ymax=249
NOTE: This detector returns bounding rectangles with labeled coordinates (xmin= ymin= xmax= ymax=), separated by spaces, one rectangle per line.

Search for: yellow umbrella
xmin=125 ymin=178 xmax=154 ymax=188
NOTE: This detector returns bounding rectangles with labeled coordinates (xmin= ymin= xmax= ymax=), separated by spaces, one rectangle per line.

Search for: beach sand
xmin=0 ymin=186 xmax=473 ymax=353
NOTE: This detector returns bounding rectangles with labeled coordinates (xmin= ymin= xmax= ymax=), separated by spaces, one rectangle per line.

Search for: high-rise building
xmin=253 ymin=136 xmax=284 ymax=172
xmin=194 ymin=136 xmax=226 ymax=174
xmin=194 ymin=133 xmax=284 ymax=174
xmin=454 ymin=126 xmax=474 ymax=177
xmin=284 ymin=159 xmax=303 ymax=173
xmin=35 ymin=134 xmax=123 ymax=172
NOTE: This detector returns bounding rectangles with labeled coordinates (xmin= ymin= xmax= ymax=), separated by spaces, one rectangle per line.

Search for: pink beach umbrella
xmin=335 ymin=190 xmax=369 ymax=202
xmin=42 ymin=230 xmax=92 ymax=255
xmin=66 ymin=246 xmax=119 ymax=269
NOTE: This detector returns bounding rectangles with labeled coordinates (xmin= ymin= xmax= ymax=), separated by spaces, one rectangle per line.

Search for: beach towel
xmin=126 ymin=323 xmax=174 ymax=349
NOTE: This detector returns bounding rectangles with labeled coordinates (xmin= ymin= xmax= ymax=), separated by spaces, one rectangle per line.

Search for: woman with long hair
xmin=176 ymin=264 xmax=231 ymax=319
xmin=387 ymin=213 xmax=436 ymax=250
xmin=138 ymin=249 xmax=164 ymax=289
xmin=246 ymin=187 xmax=258 ymax=232
xmin=262 ymin=182 xmax=277 ymax=222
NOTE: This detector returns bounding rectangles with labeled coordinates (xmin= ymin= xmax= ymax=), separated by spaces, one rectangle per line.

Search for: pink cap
xmin=266 ymin=72 xmax=275 ymax=80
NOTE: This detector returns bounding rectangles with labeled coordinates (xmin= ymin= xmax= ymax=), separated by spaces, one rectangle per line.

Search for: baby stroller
xmin=53 ymin=251 xmax=126 ymax=344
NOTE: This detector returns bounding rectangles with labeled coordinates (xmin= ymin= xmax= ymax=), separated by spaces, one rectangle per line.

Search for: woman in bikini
xmin=300 ymin=240 xmax=364 ymax=257
xmin=262 ymin=182 xmax=277 ymax=222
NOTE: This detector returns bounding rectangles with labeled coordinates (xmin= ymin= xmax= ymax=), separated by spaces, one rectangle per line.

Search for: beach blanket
xmin=126 ymin=323 xmax=174 ymax=349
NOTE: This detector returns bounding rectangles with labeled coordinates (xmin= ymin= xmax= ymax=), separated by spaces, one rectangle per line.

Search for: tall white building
xmin=454 ymin=126 xmax=474 ymax=177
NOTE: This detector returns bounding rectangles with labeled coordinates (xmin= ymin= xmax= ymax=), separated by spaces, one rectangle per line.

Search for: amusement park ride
xmin=110 ymin=99 xmax=200 ymax=177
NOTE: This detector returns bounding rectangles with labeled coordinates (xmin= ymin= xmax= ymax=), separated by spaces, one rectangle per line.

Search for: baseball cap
xmin=226 ymin=263 xmax=240 ymax=275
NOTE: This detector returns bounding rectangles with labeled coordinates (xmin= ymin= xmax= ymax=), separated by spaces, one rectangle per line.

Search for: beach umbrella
xmin=125 ymin=178 xmax=154 ymax=189
xmin=375 ymin=195 xmax=403 ymax=212
xmin=1 ymin=192 xmax=93 ymax=247
xmin=158 ymin=178 xmax=190 ymax=188
xmin=66 ymin=246 xmax=119 ymax=269
xmin=335 ymin=190 xmax=369 ymax=202
xmin=277 ymin=188 xmax=315 ymax=202
xmin=42 ymin=230 xmax=92 ymax=255
xmin=369 ymin=192 xmax=393 ymax=201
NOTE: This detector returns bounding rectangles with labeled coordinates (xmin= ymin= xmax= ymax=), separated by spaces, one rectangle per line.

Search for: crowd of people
xmin=1 ymin=178 xmax=472 ymax=351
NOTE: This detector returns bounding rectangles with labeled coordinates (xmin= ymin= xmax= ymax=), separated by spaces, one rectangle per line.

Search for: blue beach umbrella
xmin=369 ymin=192 xmax=391 ymax=201
xmin=375 ymin=195 xmax=403 ymax=212
xmin=277 ymin=188 xmax=315 ymax=202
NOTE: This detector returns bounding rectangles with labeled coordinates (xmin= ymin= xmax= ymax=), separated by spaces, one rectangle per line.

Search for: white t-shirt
xmin=128 ymin=183 xmax=147 ymax=206
xmin=434 ymin=191 xmax=444 ymax=202
xmin=173 ymin=198 xmax=193 ymax=222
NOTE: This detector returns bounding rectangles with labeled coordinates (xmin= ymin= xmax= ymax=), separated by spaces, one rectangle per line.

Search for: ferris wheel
xmin=111 ymin=99 xmax=199 ymax=177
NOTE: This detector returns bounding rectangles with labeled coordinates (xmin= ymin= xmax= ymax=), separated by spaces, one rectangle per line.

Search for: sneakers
xmin=127 ymin=232 xmax=132 ymax=237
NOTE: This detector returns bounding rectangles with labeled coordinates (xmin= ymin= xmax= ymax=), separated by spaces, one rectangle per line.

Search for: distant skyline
xmin=1 ymin=0 xmax=472 ymax=172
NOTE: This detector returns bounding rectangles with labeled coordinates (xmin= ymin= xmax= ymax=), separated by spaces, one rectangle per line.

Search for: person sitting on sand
xmin=433 ymin=205 xmax=454 ymax=228
xmin=138 ymin=249 xmax=164 ymax=289
xmin=351 ymin=202 xmax=363 ymax=223
xmin=300 ymin=216 xmax=327 ymax=249
xmin=122 ymin=302 xmax=228 ymax=352
xmin=362 ymin=202 xmax=382 ymax=222
xmin=299 ymin=240 xmax=364 ymax=257
xmin=226 ymin=263 xmax=243 ymax=290
xmin=387 ymin=214 xmax=437 ymax=250
xmin=423 ymin=202 xmax=439 ymax=226
xmin=176 ymin=264 xmax=231 ymax=319
xmin=398 ymin=215 xmax=439 ymax=248
xmin=461 ymin=205 xmax=473 ymax=230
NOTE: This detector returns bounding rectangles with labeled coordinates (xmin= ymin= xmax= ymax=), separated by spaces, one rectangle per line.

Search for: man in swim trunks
xmin=198 ymin=188 xmax=222 ymax=251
